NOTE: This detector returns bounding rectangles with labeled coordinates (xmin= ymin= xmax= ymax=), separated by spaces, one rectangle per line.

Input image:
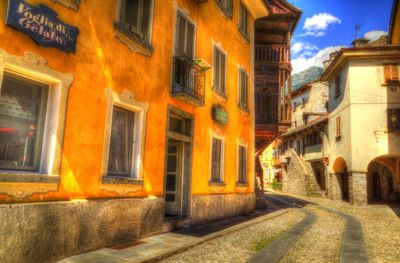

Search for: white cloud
xmin=291 ymin=46 xmax=344 ymax=74
xmin=364 ymin=30 xmax=387 ymax=41
xmin=302 ymin=13 xmax=341 ymax=37
xmin=291 ymin=42 xmax=318 ymax=58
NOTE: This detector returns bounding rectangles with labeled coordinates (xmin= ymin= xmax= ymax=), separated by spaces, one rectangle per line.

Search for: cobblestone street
xmin=161 ymin=192 xmax=400 ymax=263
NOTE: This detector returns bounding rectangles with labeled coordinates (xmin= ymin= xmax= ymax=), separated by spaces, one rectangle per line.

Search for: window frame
xmin=209 ymin=133 xmax=225 ymax=183
xmin=101 ymin=88 xmax=149 ymax=181
xmin=0 ymin=73 xmax=49 ymax=172
xmin=237 ymin=143 xmax=248 ymax=185
xmin=334 ymin=75 xmax=341 ymax=98
xmin=238 ymin=1 xmax=249 ymax=41
xmin=238 ymin=67 xmax=248 ymax=111
xmin=115 ymin=0 xmax=155 ymax=55
xmin=212 ymin=45 xmax=227 ymax=98
xmin=215 ymin=0 xmax=233 ymax=18
xmin=174 ymin=11 xmax=196 ymax=59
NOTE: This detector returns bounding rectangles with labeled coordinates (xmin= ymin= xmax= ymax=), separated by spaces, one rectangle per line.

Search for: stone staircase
xmin=286 ymin=149 xmax=325 ymax=197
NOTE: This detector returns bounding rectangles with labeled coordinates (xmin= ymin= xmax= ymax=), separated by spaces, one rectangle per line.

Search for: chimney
xmin=352 ymin=38 xmax=369 ymax=47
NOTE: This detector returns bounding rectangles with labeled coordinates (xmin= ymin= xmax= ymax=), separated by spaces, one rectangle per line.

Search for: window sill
xmin=102 ymin=176 xmax=144 ymax=185
xmin=0 ymin=173 xmax=60 ymax=184
xmin=212 ymin=89 xmax=228 ymax=102
xmin=238 ymin=104 xmax=249 ymax=115
xmin=114 ymin=26 xmax=153 ymax=57
xmin=208 ymin=181 xmax=226 ymax=186
xmin=236 ymin=182 xmax=248 ymax=187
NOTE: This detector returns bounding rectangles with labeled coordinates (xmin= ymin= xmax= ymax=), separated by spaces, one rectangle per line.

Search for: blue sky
xmin=290 ymin=0 xmax=394 ymax=73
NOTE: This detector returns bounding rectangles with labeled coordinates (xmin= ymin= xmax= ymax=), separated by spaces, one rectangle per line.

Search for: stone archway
xmin=332 ymin=157 xmax=349 ymax=201
xmin=367 ymin=159 xmax=397 ymax=203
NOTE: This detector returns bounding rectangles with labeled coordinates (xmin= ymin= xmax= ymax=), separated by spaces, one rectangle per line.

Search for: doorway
xmin=341 ymin=172 xmax=349 ymax=201
xmin=164 ymin=107 xmax=193 ymax=218
xmin=165 ymin=140 xmax=184 ymax=216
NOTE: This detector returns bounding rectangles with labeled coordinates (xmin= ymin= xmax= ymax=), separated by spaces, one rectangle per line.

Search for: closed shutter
xmin=176 ymin=14 xmax=186 ymax=56
xmin=214 ymin=48 xmax=220 ymax=88
xmin=238 ymin=146 xmax=247 ymax=183
xmin=186 ymin=21 xmax=195 ymax=59
xmin=141 ymin=0 xmax=151 ymax=40
xmin=221 ymin=52 xmax=226 ymax=94
xmin=227 ymin=0 xmax=233 ymax=17
xmin=384 ymin=64 xmax=391 ymax=82
xmin=392 ymin=64 xmax=399 ymax=80
xmin=211 ymin=138 xmax=222 ymax=181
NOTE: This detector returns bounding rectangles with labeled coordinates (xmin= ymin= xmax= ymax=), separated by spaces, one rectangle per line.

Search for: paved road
xmin=161 ymin=192 xmax=400 ymax=263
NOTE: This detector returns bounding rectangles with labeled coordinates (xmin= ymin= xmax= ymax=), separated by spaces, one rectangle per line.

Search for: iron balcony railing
xmin=171 ymin=56 xmax=206 ymax=106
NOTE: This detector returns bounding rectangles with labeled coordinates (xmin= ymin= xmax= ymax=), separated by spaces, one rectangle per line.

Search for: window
xmin=107 ymin=106 xmax=135 ymax=177
xmin=387 ymin=109 xmax=400 ymax=132
xmin=175 ymin=12 xmax=195 ymax=58
xmin=216 ymin=0 xmax=233 ymax=18
xmin=238 ymin=2 xmax=249 ymax=39
xmin=211 ymin=137 xmax=224 ymax=182
xmin=335 ymin=116 xmax=341 ymax=138
xmin=101 ymin=88 xmax=148 ymax=181
xmin=213 ymin=46 xmax=226 ymax=97
xmin=335 ymin=75 xmax=341 ymax=98
xmin=117 ymin=0 xmax=153 ymax=46
xmin=383 ymin=63 xmax=399 ymax=84
xmin=238 ymin=68 xmax=248 ymax=110
xmin=238 ymin=145 xmax=247 ymax=184
xmin=0 ymin=74 xmax=48 ymax=171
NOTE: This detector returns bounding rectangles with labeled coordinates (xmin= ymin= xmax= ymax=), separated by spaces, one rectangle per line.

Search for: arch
xmin=332 ymin=157 xmax=347 ymax=173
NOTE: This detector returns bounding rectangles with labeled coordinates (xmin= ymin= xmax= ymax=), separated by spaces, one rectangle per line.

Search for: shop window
xmin=238 ymin=68 xmax=248 ymax=110
xmin=238 ymin=2 xmax=249 ymax=40
xmin=116 ymin=0 xmax=154 ymax=54
xmin=238 ymin=144 xmax=247 ymax=184
xmin=0 ymin=74 xmax=48 ymax=171
xmin=213 ymin=46 xmax=227 ymax=97
xmin=211 ymin=136 xmax=224 ymax=182
xmin=216 ymin=0 xmax=233 ymax=18
xmin=383 ymin=63 xmax=399 ymax=84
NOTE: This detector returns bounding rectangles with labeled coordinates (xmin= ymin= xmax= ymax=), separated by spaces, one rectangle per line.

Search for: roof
xmin=280 ymin=115 xmax=328 ymax=138
xmin=321 ymin=45 xmax=400 ymax=81
xmin=264 ymin=0 xmax=302 ymax=33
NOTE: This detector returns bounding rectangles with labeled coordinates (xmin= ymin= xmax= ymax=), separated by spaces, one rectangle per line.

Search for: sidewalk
xmin=59 ymin=207 xmax=287 ymax=263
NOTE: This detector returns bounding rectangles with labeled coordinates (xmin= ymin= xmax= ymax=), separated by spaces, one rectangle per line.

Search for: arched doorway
xmin=367 ymin=161 xmax=395 ymax=203
xmin=333 ymin=157 xmax=349 ymax=201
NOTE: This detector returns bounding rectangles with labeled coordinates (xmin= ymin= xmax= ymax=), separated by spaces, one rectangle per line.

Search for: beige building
xmin=278 ymin=79 xmax=329 ymax=197
xmin=322 ymin=38 xmax=400 ymax=205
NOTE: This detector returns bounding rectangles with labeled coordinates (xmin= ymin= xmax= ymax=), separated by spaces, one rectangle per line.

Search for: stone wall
xmin=0 ymin=197 xmax=164 ymax=263
xmin=328 ymin=173 xmax=343 ymax=200
xmin=191 ymin=193 xmax=255 ymax=225
xmin=283 ymin=150 xmax=309 ymax=196
xmin=349 ymin=172 xmax=368 ymax=205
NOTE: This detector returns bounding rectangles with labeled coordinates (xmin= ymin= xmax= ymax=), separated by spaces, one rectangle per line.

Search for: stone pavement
xmin=58 ymin=208 xmax=287 ymax=263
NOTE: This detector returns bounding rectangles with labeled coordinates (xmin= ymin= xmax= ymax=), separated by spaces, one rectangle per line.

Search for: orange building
xmin=0 ymin=0 xmax=269 ymax=261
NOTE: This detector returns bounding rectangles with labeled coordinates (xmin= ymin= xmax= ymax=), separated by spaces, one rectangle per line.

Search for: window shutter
xmin=211 ymin=138 xmax=222 ymax=181
xmin=392 ymin=64 xmax=399 ymax=80
xmin=384 ymin=64 xmax=391 ymax=82
xmin=141 ymin=0 xmax=152 ymax=40
xmin=125 ymin=0 xmax=140 ymax=34
xmin=214 ymin=48 xmax=220 ymax=87
xmin=186 ymin=21 xmax=195 ymax=58
xmin=221 ymin=52 xmax=226 ymax=94
xmin=227 ymin=0 xmax=233 ymax=17
xmin=176 ymin=14 xmax=186 ymax=56
xmin=335 ymin=76 xmax=340 ymax=97
xmin=244 ymin=72 xmax=248 ymax=107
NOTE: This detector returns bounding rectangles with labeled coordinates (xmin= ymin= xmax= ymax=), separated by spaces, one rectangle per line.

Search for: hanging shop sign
xmin=212 ymin=105 xmax=229 ymax=125
xmin=5 ymin=0 xmax=79 ymax=53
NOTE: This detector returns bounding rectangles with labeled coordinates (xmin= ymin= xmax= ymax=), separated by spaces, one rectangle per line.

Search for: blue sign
xmin=5 ymin=0 xmax=79 ymax=53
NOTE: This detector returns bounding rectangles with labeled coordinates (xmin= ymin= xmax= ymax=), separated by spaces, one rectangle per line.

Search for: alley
xmin=160 ymin=192 xmax=400 ymax=263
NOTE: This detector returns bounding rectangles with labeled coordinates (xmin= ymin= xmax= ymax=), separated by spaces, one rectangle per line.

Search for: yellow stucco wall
xmin=0 ymin=0 xmax=258 ymax=202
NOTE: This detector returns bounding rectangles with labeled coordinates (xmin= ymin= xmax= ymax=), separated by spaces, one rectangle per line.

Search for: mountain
xmin=291 ymin=66 xmax=324 ymax=91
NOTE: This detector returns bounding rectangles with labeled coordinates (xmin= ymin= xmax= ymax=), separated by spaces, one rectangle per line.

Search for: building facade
xmin=277 ymin=79 xmax=329 ymax=197
xmin=322 ymin=39 xmax=400 ymax=205
xmin=0 ymin=0 xmax=269 ymax=261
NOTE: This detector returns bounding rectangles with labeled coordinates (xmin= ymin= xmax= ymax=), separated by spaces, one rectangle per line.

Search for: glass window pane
xmin=166 ymin=174 xmax=176 ymax=191
xmin=167 ymin=155 xmax=177 ymax=172
xmin=124 ymin=0 xmax=139 ymax=29
xmin=0 ymin=75 xmax=48 ymax=171
xmin=107 ymin=106 xmax=135 ymax=176
xmin=169 ymin=116 xmax=183 ymax=133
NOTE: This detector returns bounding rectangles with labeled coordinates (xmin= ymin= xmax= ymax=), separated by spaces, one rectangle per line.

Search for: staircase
xmin=286 ymin=149 xmax=325 ymax=197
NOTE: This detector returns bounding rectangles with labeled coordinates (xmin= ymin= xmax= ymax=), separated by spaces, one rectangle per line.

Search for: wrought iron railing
xmin=171 ymin=56 xmax=206 ymax=106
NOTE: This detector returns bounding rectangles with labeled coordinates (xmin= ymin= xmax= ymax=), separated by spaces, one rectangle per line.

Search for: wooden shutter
xmin=221 ymin=52 xmax=226 ymax=94
xmin=186 ymin=21 xmax=195 ymax=58
xmin=211 ymin=138 xmax=222 ymax=181
xmin=227 ymin=0 xmax=233 ymax=17
xmin=125 ymin=0 xmax=140 ymax=34
xmin=214 ymin=47 xmax=220 ymax=88
xmin=392 ymin=64 xmax=399 ymax=80
xmin=176 ymin=13 xmax=186 ymax=56
xmin=384 ymin=64 xmax=391 ymax=82
xmin=336 ymin=116 xmax=341 ymax=137
xmin=238 ymin=146 xmax=247 ymax=183
xmin=141 ymin=0 xmax=151 ymax=39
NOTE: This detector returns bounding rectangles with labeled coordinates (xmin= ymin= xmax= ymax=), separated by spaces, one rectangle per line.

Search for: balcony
xmin=304 ymin=144 xmax=324 ymax=161
xmin=255 ymin=44 xmax=290 ymax=64
xmin=171 ymin=56 xmax=207 ymax=106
